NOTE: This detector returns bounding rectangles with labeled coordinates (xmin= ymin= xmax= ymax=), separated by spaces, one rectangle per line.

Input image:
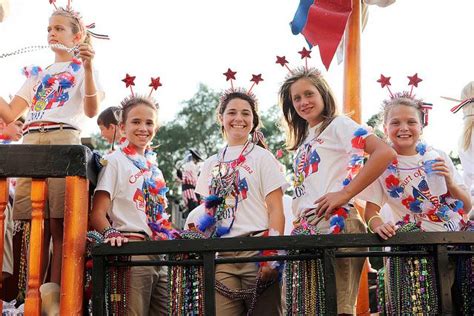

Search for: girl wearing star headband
xmin=0 ymin=3 xmax=104 ymax=288
xmin=279 ymin=66 xmax=395 ymax=314
xmin=90 ymin=95 xmax=171 ymax=315
xmin=360 ymin=76 xmax=471 ymax=314
xmin=192 ymin=72 xmax=288 ymax=315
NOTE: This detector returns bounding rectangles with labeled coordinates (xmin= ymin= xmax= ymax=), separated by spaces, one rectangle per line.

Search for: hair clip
xmin=122 ymin=74 xmax=162 ymax=98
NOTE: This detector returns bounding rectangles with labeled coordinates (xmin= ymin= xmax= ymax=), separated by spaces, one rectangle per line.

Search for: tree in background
xmin=154 ymin=83 xmax=222 ymax=197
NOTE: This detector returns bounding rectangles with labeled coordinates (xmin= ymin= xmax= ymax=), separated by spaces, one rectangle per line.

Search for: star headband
xmin=275 ymin=47 xmax=321 ymax=76
xmin=221 ymin=68 xmax=264 ymax=103
xmin=122 ymin=73 xmax=163 ymax=98
xmin=378 ymin=73 xmax=433 ymax=126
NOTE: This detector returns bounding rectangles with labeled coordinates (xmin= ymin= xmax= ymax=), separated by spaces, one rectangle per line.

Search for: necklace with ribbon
xmin=120 ymin=141 xmax=174 ymax=240
xmin=198 ymin=141 xmax=254 ymax=237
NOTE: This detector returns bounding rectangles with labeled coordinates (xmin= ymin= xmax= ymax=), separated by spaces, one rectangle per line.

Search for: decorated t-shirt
xmin=291 ymin=115 xmax=370 ymax=233
xmin=360 ymin=148 xmax=466 ymax=232
xmin=459 ymin=133 xmax=474 ymax=200
xmin=16 ymin=60 xmax=104 ymax=131
xmin=195 ymin=143 xmax=288 ymax=238
xmin=95 ymin=149 xmax=168 ymax=236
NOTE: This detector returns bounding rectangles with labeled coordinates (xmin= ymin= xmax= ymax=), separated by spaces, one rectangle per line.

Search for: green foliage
xmin=154 ymin=83 xmax=222 ymax=197
xmin=90 ymin=132 xmax=111 ymax=154
xmin=366 ymin=112 xmax=385 ymax=139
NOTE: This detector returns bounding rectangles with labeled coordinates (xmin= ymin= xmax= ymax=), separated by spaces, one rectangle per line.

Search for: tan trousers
xmin=309 ymin=207 xmax=367 ymax=314
xmin=13 ymin=129 xmax=81 ymax=220
xmin=216 ymin=251 xmax=282 ymax=316
xmin=127 ymin=255 xmax=169 ymax=316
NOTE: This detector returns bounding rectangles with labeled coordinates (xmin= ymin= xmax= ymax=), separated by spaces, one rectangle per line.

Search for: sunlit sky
xmin=1 ymin=0 xmax=473 ymax=155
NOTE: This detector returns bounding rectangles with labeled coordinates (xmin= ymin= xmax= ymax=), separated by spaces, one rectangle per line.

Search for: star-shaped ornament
xmin=122 ymin=73 xmax=136 ymax=88
xmin=298 ymin=47 xmax=312 ymax=59
xmin=276 ymin=56 xmax=289 ymax=67
xmin=149 ymin=77 xmax=162 ymax=90
xmin=223 ymin=68 xmax=237 ymax=81
xmin=407 ymin=73 xmax=422 ymax=87
xmin=250 ymin=74 xmax=263 ymax=85
xmin=377 ymin=74 xmax=391 ymax=88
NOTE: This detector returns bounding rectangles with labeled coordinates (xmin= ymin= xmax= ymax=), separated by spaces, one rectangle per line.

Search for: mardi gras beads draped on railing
xmin=378 ymin=222 xmax=438 ymax=315
xmin=85 ymin=230 xmax=130 ymax=315
xmin=285 ymin=222 xmax=326 ymax=315
xmin=455 ymin=223 xmax=474 ymax=314
xmin=168 ymin=230 xmax=205 ymax=316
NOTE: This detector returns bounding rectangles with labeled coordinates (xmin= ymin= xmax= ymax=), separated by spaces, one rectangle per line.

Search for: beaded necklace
xmin=384 ymin=143 xmax=465 ymax=226
xmin=285 ymin=222 xmax=326 ymax=314
xmin=120 ymin=141 xmax=174 ymax=240
xmin=377 ymin=222 xmax=439 ymax=315
xmin=0 ymin=43 xmax=79 ymax=59
xmin=198 ymin=141 xmax=254 ymax=237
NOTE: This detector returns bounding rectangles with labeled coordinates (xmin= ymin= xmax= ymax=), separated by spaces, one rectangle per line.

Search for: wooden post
xmin=0 ymin=178 xmax=8 ymax=311
xmin=343 ymin=0 xmax=362 ymax=122
xmin=343 ymin=0 xmax=370 ymax=314
xmin=24 ymin=179 xmax=47 ymax=316
xmin=60 ymin=176 xmax=89 ymax=315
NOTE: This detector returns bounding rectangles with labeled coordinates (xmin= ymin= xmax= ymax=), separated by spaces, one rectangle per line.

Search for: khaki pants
xmin=2 ymin=202 xmax=13 ymax=275
xmin=13 ymin=129 xmax=81 ymax=220
xmin=216 ymin=250 xmax=282 ymax=316
xmin=312 ymin=207 xmax=367 ymax=314
xmin=127 ymin=255 xmax=169 ymax=316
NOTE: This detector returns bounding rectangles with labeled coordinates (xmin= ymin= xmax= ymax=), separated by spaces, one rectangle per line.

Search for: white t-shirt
xmin=459 ymin=133 xmax=474 ymax=201
xmin=360 ymin=148 xmax=466 ymax=232
xmin=16 ymin=61 xmax=104 ymax=131
xmin=184 ymin=204 xmax=205 ymax=229
xmin=195 ymin=143 xmax=289 ymax=238
xmin=291 ymin=116 xmax=371 ymax=218
xmin=95 ymin=150 xmax=167 ymax=236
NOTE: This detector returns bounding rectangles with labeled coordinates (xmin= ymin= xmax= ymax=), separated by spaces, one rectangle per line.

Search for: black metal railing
xmin=91 ymin=231 xmax=474 ymax=315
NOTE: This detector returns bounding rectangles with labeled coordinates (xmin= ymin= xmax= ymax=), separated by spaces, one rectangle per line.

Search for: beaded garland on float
xmin=285 ymin=220 xmax=326 ymax=315
xmin=119 ymin=140 xmax=175 ymax=240
xmin=454 ymin=222 xmax=474 ymax=314
xmin=168 ymin=229 xmax=206 ymax=316
xmin=292 ymin=126 xmax=368 ymax=234
xmin=383 ymin=142 xmax=465 ymax=228
xmin=376 ymin=222 xmax=439 ymax=315
xmin=84 ymin=230 xmax=130 ymax=315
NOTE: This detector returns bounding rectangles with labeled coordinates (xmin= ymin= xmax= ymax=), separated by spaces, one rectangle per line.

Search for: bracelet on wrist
xmin=84 ymin=92 xmax=97 ymax=98
xmin=102 ymin=226 xmax=122 ymax=239
xmin=367 ymin=215 xmax=383 ymax=233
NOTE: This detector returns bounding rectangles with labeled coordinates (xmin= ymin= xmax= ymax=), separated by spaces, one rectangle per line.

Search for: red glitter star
xmin=149 ymin=77 xmax=162 ymax=90
xmin=250 ymin=74 xmax=263 ymax=85
xmin=276 ymin=56 xmax=289 ymax=67
xmin=377 ymin=74 xmax=391 ymax=88
xmin=223 ymin=68 xmax=237 ymax=81
xmin=298 ymin=47 xmax=312 ymax=59
xmin=407 ymin=73 xmax=422 ymax=87
xmin=122 ymin=73 xmax=136 ymax=88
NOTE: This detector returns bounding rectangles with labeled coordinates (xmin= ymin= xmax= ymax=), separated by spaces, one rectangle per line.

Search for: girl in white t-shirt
xmin=90 ymin=96 xmax=171 ymax=315
xmin=361 ymin=93 xmax=471 ymax=314
xmin=0 ymin=7 xmax=103 ymax=286
xmin=278 ymin=67 xmax=395 ymax=315
xmin=192 ymin=90 xmax=287 ymax=315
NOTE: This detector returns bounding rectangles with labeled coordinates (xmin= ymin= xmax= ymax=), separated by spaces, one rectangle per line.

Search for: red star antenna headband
xmin=222 ymin=68 xmax=264 ymax=95
xmin=378 ymin=73 xmax=433 ymax=126
xmin=122 ymin=73 xmax=163 ymax=98
xmin=276 ymin=47 xmax=321 ymax=76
